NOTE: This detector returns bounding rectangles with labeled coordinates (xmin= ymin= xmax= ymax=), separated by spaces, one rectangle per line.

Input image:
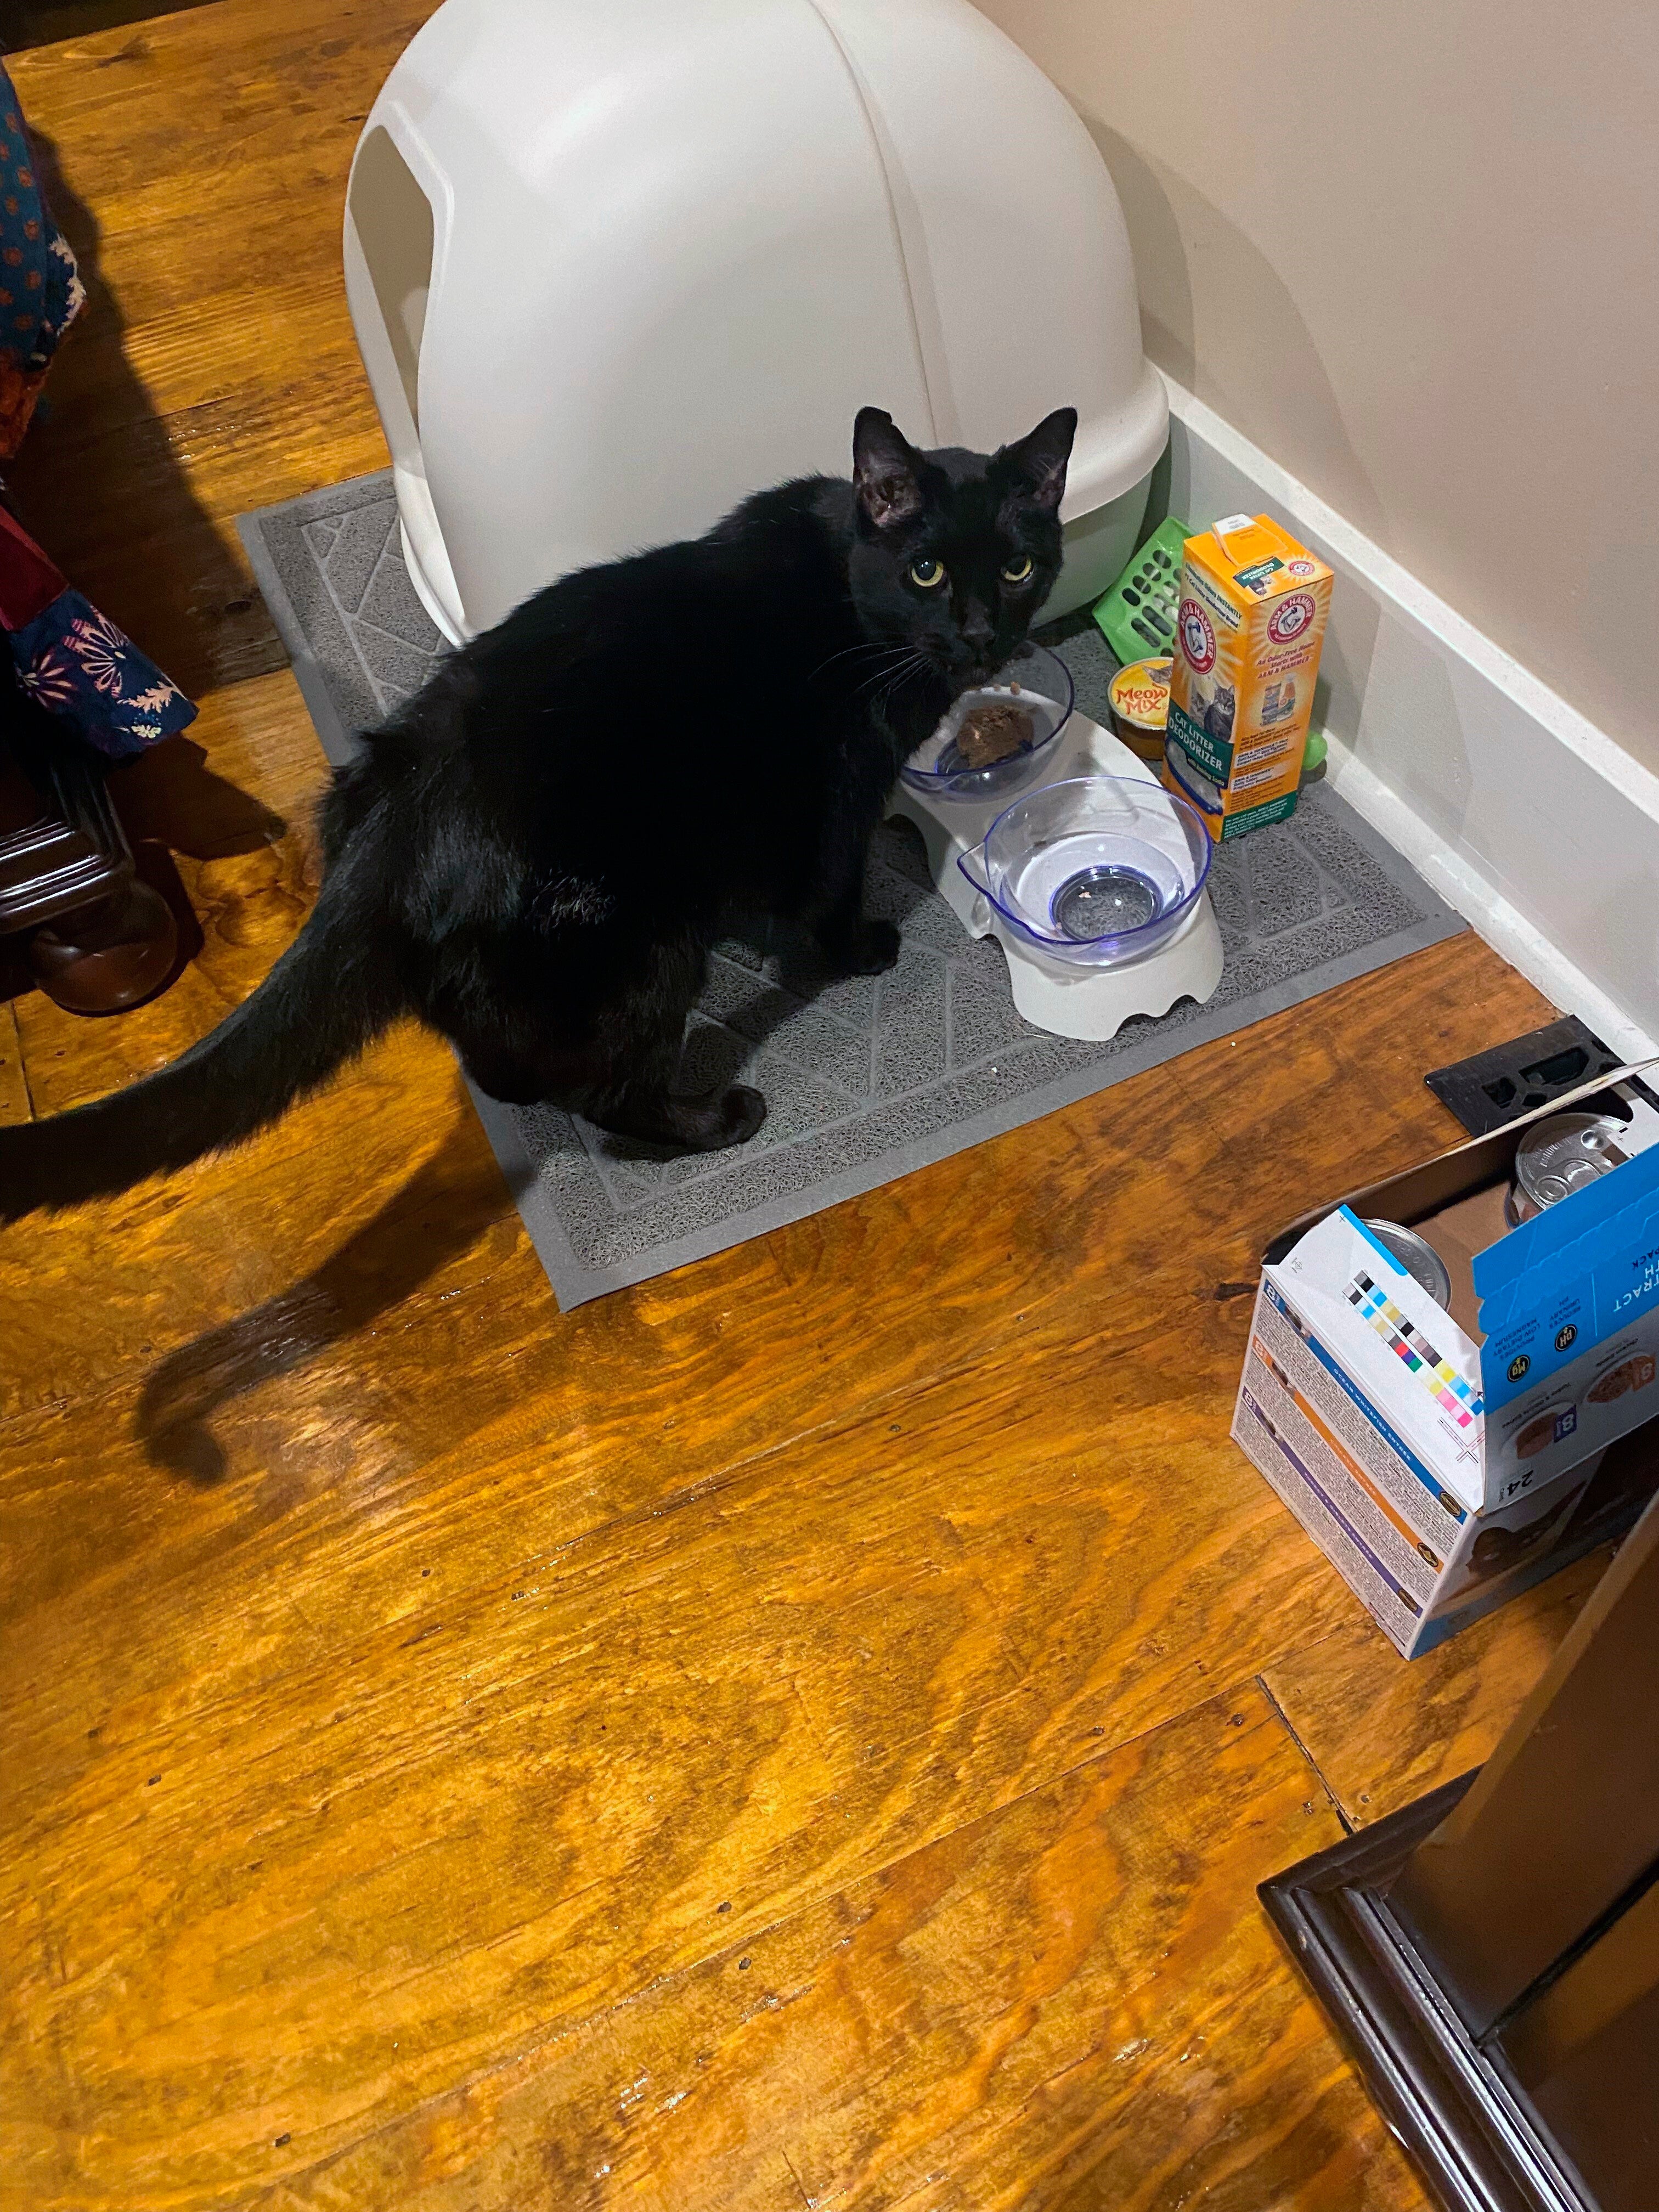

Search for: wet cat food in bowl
xmin=900 ymin=643 xmax=1074 ymax=803
xmin=954 ymin=699 xmax=1035 ymax=769
xmin=957 ymin=775 xmax=1211 ymax=967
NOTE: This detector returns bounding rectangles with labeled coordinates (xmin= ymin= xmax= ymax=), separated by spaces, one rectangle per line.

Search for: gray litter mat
xmin=239 ymin=471 xmax=1464 ymax=1308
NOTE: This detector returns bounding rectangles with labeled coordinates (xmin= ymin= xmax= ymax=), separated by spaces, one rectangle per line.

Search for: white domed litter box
xmin=343 ymin=0 xmax=1168 ymax=643
xmin=343 ymin=0 xmax=1215 ymax=1042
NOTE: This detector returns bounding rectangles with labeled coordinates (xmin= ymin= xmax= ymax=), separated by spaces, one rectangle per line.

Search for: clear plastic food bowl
xmin=898 ymin=643 xmax=1075 ymax=803
xmin=957 ymin=775 xmax=1212 ymax=967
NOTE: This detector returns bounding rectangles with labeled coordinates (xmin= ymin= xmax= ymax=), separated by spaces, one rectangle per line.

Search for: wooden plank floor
xmin=0 ymin=5 xmax=1601 ymax=2206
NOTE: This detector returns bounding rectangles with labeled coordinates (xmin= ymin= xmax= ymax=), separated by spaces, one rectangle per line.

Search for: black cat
xmin=0 ymin=403 xmax=1075 ymax=1222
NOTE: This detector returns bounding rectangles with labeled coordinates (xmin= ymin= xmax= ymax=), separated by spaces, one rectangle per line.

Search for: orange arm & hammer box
xmin=1165 ymin=514 xmax=1331 ymax=841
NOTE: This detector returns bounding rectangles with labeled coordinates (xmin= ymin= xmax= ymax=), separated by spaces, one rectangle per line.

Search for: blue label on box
xmin=1475 ymin=1139 xmax=1659 ymax=1408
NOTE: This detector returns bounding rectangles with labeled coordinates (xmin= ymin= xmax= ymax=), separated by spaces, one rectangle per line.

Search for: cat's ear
xmin=853 ymin=407 xmax=924 ymax=529
xmin=1000 ymin=406 xmax=1078 ymax=514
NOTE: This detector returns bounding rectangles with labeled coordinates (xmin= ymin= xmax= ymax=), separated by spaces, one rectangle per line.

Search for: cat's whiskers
xmin=855 ymin=646 xmax=927 ymax=699
xmin=866 ymin=648 xmax=933 ymax=724
xmin=807 ymin=640 xmax=911 ymax=686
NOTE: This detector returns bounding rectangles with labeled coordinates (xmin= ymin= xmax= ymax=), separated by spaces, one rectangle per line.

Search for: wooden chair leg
xmin=25 ymin=871 xmax=178 ymax=1013
xmin=3 ymin=683 xmax=189 ymax=1015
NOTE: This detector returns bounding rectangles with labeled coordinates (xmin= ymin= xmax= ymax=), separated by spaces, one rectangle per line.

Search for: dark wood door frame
xmin=1263 ymin=1452 xmax=1659 ymax=2212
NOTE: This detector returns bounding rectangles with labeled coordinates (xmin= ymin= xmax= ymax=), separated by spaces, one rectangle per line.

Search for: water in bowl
xmin=1052 ymin=864 xmax=1163 ymax=940
xmin=958 ymin=775 xmax=1213 ymax=969
xmin=1007 ymin=830 xmax=1188 ymax=951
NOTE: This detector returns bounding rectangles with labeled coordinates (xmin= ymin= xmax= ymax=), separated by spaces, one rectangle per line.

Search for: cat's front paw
xmin=822 ymin=917 xmax=901 ymax=977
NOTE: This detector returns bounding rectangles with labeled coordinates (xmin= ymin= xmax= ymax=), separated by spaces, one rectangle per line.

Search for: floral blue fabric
xmin=14 ymin=589 xmax=197 ymax=755
xmin=0 ymin=60 xmax=195 ymax=760
xmin=0 ymin=61 xmax=84 ymax=458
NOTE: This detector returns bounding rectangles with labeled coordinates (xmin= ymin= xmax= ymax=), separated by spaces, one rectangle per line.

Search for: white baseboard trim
xmin=1159 ymin=375 xmax=1659 ymax=1059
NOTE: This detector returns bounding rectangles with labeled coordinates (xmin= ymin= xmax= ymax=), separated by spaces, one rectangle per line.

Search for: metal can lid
xmin=1364 ymin=1219 xmax=1453 ymax=1308
xmin=1514 ymin=1113 xmax=1627 ymax=1211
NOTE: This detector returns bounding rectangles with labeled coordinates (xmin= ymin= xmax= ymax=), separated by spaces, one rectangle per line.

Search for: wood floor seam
xmin=1256 ymin=1668 xmax=1357 ymax=1835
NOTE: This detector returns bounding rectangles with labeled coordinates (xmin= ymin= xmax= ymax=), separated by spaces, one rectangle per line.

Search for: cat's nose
xmin=962 ymin=610 xmax=994 ymax=649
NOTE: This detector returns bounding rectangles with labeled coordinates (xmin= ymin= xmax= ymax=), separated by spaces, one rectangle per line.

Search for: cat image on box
xmin=1197 ymin=678 xmax=1235 ymax=746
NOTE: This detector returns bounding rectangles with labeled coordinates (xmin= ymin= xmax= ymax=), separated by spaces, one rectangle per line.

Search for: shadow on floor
xmin=2 ymin=0 xmax=218 ymax=62
xmin=134 ymin=1089 xmax=514 ymax=1485
xmin=7 ymin=121 xmax=281 ymax=699
xmin=107 ymin=734 xmax=286 ymax=861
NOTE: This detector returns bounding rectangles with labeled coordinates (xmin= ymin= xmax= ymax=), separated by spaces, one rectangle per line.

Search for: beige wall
xmin=975 ymin=0 xmax=1659 ymax=776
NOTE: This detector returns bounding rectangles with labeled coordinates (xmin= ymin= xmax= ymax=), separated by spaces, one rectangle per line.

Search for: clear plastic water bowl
xmin=957 ymin=775 xmax=1212 ymax=967
xmin=898 ymin=643 xmax=1075 ymax=803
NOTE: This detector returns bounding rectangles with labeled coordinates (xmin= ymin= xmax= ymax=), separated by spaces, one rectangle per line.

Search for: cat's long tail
xmin=0 ymin=845 xmax=407 ymax=1225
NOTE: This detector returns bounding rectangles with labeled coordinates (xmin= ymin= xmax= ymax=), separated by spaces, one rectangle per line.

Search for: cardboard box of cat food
xmin=1165 ymin=513 xmax=1331 ymax=841
xmin=1232 ymin=1066 xmax=1659 ymax=1656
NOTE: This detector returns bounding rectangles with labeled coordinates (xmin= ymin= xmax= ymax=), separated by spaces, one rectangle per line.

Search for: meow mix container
xmin=1107 ymin=656 xmax=1171 ymax=762
xmin=1164 ymin=513 xmax=1333 ymax=841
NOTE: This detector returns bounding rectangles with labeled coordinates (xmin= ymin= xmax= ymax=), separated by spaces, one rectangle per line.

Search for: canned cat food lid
xmin=1514 ymin=1113 xmax=1628 ymax=1214
xmin=1364 ymin=1220 xmax=1452 ymax=1308
xmin=1108 ymin=657 xmax=1171 ymax=760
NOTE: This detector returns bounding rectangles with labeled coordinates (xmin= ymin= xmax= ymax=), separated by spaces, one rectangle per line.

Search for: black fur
xmin=0 ymin=405 xmax=1076 ymax=1222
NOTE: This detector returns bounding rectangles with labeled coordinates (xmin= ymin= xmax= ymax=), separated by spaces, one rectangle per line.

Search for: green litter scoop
xmin=1091 ymin=514 xmax=1189 ymax=665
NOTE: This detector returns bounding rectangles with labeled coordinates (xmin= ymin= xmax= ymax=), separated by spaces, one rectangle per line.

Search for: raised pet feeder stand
xmin=889 ymin=695 xmax=1223 ymax=1042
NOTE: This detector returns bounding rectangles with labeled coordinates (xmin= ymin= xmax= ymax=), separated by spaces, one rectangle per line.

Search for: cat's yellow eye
xmin=909 ymin=557 xmax=946 ymax=589
xmin=1001 ymin=554 xmax=1035 ymax=585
